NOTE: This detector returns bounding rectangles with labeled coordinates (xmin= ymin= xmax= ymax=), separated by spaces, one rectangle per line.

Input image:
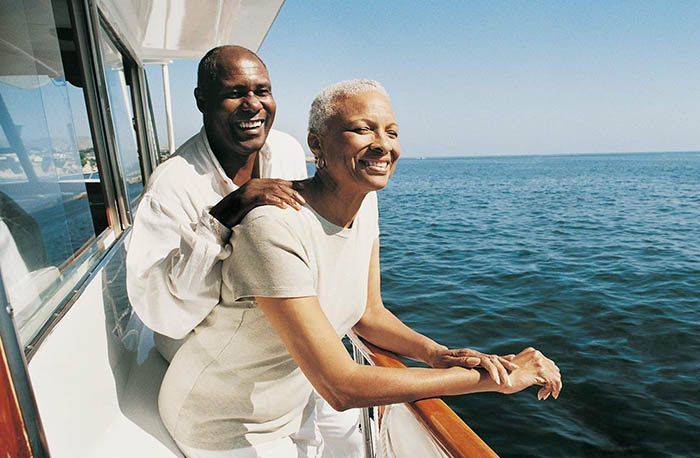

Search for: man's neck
xmin=229 ymin=151 xmax=260 ymax=187
xmin=210 ymin=145 xmax=261 ymax=187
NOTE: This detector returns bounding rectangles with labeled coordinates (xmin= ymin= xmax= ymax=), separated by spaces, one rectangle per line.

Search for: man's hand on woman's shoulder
xmin=210 ymin=178 xmax=306 ymax=228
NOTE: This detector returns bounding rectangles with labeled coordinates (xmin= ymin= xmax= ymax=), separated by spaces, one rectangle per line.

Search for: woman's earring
xmin=316 ymin=156 xmax=326 ymax=170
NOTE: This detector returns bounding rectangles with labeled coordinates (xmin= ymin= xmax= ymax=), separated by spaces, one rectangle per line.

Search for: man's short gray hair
xmin=308 ymin=79 xmax=389 ymax=134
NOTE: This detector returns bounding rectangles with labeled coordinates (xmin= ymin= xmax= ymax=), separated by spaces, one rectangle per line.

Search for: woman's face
xmin=313 ymin=91 xmax=400 ymax=193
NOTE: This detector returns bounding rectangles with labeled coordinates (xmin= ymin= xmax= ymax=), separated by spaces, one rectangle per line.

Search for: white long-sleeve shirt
xmin=126 ymin=128 xmax=307 ymax=339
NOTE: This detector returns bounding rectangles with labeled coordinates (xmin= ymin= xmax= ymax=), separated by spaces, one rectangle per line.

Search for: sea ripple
xmin=377 ymin=152 xmax=700 ymax=457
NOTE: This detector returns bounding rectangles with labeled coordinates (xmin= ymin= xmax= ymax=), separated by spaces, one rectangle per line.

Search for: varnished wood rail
xmin=0 ymin=337 xmax=32 ymax=458
xmin=349 ymin=335 xmax=499 ymax=458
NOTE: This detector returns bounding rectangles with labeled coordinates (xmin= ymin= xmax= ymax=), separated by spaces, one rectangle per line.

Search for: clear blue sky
xmin=153 ymin=0 xmax=700 ymax=157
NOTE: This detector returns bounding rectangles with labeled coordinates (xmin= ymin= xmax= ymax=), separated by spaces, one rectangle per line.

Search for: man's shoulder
xmin=146 ymin=131 xmax=209 ymax=193
xmin=146 ymin=155 xmax=197 ymax=193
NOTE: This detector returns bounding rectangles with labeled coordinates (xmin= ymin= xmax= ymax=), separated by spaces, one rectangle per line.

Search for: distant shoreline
xmin=398 ymin=150 xmax=700 ymax=160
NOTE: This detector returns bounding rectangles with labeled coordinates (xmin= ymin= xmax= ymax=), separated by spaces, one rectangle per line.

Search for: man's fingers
xmin=273 ymin=183 xmax=306 ymax=208
xmin=265 ymin=195 xmax=287 ymax=209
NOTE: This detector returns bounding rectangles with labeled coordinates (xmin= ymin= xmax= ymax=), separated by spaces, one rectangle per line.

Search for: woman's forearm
xmin=327 ymin=363 xmax=497 ymax=411
xmin=353 ymin=304 xmax=445 ymax=364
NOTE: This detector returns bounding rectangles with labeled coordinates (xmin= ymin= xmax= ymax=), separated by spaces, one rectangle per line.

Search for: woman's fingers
xmin=508 ymin=347 xmax=562 ymax=399
xmin=465 ymin=351 xmax=515 ymax=385
xmin=437 ymin=348 xmax=521 ymax=386
xmin=479 ymin=357 xmax=502 ymax=385
xmin=498 ymin=355 xmax=519 ymax=371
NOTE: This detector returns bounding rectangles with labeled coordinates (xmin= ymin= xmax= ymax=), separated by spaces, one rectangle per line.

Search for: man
xmin=126 ymin=45 xmax=306 ymax=357
xmin=126 ymin=46 xmax=365 ymax=457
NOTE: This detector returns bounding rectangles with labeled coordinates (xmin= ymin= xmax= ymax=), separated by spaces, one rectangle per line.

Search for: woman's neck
xmin=302 ymin=173 xmax=367 ymax=228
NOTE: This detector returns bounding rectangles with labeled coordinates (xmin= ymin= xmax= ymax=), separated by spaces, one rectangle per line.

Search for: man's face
xmin=198 ymin=52 xmax=276 ymax=157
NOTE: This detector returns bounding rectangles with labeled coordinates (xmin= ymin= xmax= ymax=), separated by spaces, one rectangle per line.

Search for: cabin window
xmin=97 ymin=29 xmax=145 ymax=214
xmin=142 ymin=69 xmax=163 ymax=166
xmin=0 ymin=0 xmax=117 ymax=347
xmin=144 ymin=65 xmax=172 ymax=163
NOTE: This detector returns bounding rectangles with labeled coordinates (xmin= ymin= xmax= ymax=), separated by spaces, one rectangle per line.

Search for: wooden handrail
xmin=350 ymin=335 xmax=499 ymax=458
xmin=0 ymin=337 xmax=32 ymax=458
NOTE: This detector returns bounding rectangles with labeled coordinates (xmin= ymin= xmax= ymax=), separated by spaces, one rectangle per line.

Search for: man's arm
xmin=126 ymin=194 xmax=231 ymax=339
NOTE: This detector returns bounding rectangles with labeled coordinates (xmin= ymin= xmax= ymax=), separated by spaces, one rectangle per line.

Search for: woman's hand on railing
xmin=498 ymin=347 xmax=562 ymax=400
xmin=427 ymin=346 xmax=519 ymax=387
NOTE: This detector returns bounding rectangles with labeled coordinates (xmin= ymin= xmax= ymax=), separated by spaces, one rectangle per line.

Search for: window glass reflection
xmin=99 ymin=30 xmax=143 ymax=210
xmin=0 ymin=0 xmax=109 ymax=345
xmin=144 ymin=65 xmax=171 ymax=162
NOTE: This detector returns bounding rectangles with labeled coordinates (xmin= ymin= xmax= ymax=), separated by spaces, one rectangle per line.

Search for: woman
xmin=159 ymin=79 xmax=562 ymax=458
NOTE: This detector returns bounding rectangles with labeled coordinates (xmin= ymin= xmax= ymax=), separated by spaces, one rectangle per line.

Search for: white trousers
xmin=176 ymin=393 xmax=365 ymax=458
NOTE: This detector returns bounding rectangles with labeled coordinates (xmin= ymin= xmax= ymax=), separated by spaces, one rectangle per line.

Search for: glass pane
xmin=0 ymin=0 xmax=111 ymax=344
xmin=141 ymin=69 xmax=161 ymax=168
xmin=98 ymin=30 xmax=143 ymax=210
xmin=144 ymin=65 xmax=171 ymax=163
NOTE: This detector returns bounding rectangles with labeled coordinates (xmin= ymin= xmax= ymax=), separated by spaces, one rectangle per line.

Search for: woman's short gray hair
xmin=308 ymin=79 xmax=389 ymax=134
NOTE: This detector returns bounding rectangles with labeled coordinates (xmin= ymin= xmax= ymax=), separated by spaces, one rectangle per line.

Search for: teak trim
xmin=357 ymin=337 xmax=499 ymax=458
xmin=0 ymin=338 xmax=32 ymax=458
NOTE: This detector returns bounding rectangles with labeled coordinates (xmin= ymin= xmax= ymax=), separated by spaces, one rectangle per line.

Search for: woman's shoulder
xmin=361 ymin=191 xmax=378 ymax=211
xmin=358 ymin=191 xmax=378 ymax=220
xmin=235 ymin=205 xmax=312 ymax=241
xmin=241 ymin=204 xmax=307 ymax=226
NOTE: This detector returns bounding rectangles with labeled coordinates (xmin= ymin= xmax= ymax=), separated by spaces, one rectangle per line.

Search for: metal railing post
xmin=353 ymin=342 xmax=375 ymax=458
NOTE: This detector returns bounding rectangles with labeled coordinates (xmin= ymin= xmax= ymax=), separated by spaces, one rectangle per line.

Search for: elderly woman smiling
xmin=159 ymin=79 xmax=562 ymax=458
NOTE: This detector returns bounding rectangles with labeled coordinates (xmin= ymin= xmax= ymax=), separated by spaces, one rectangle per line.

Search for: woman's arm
xmin=258 ymin=295 xmax=496 ymax=411
xmin=352 ymin=239 xmax=518 ymax=385
xmin=257 ymin=294 xmax=561 ymax=411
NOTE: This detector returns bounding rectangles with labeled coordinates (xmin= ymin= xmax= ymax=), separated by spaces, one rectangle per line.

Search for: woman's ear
xmin=307 ymin=131 xmax=322 ymax=156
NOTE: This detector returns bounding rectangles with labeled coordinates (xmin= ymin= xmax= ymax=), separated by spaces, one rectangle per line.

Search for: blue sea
xmin=367 ymin=152 xmax=700 ymax=457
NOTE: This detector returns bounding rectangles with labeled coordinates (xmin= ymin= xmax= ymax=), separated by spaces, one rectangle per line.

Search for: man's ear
xmin=194 ymin=88 xmax=206 ymax=113
xmin=307 ymin=131 xmax=322 ymax=156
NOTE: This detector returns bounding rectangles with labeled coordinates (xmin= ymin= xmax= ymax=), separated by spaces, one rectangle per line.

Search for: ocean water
xmin=372 ymin=152 xmax=700 ymax=457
